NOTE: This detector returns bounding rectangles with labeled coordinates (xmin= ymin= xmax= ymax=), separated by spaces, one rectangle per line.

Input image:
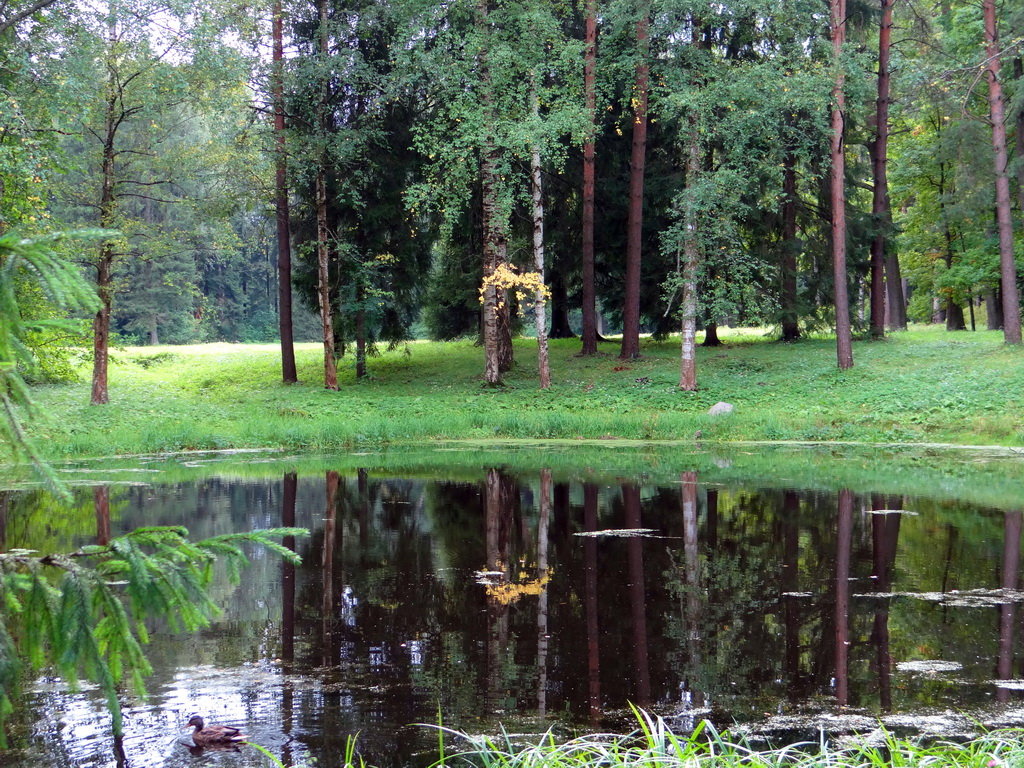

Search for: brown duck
xmin=186 ymin=715 xmax=249 ymax=745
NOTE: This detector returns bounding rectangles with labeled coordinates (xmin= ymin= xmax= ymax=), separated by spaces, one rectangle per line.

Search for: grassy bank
xmin=23 ymin=324 xmax=1024 ymax=459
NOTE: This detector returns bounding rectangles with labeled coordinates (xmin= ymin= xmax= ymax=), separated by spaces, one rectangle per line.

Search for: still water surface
xmin=4 ymin=458 xmax=1024 ymax=767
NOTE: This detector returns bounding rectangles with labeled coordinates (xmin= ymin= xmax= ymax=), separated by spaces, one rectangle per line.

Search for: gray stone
xmin=708 ymin=401 xmax=734 ymax=416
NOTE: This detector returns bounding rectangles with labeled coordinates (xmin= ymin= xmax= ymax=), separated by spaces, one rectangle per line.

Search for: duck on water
xmin=186 ymin=715 xmax=249 ymax=746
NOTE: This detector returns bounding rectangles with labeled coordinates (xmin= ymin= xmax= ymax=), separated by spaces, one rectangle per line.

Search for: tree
xmin=981 ymin=0 xmax=1022 ymax=344
xmin=579 ymin=0 xmax=599 ymax=355
xmin=830 ymin=0 xmax=854 ymax=368
xmin=620 ymin=0 xmax=651 ymax=360
xmin=869 ymin=0 xmax=905 ymax=335
xmin=272 ymin=0 xmax=298 ymax=383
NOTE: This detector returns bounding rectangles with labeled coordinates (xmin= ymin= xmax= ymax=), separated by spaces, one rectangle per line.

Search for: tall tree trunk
xmin=580 ymin=0 xmax=599 ymax=355
xmin=1015 ymin=58 xmax=1024 ymax=217
xmin=620 ymin=2 xmax=651 ymax=360
xmin=679 ymin=119 xmax=701 ymax=392
xmin=316 ymin=0 xmax=337 ymax=390
xmin=91 ymin=34 xmax=118 ymax=406
xmin=987 ymin=288 xmax=1004 ymax=329
xmin=983 ymin=0 xmax=1022 ymax=344
xmin=355 ymin=288 xmax=366 ymax=379
xmin=780 ymin=150 xmax=801 ymax=341
xmin=548 ymin=267 xmax=575 ymax=338
xmin=702 ymin=322 xmax=721 ymax=346
xmin=273 ymin=0 xmax=297 ymax=384
xmin=830 ymin=0 xmax=854 ymax=368
xmin=870 ymin=0 xmax=903 ymax=336
xmin=877 ymin=3 xmax=906 ymax=332
xmin=530 ymin=86 xmax=551 ymax=390
xmin=478 ymin=0 xmax=506 ymax=385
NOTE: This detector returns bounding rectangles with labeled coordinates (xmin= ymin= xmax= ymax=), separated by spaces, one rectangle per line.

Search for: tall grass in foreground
xmin=426 ymin=711 xmax=1024 ymax=768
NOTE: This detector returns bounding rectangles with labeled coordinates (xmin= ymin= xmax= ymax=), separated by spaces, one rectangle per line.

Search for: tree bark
xmin=983 ymin=0 xmax=1022 ymax=344
xmin=702 ymin=322 xmax=721 ymax=346
xmin=91 ymin=29 xmax=118 ymax=406
xmin=679 ymin=118 xmax=701 ymax=392
xmin=548 ymin=267 xmax=575 ymax=338
xmin=987 ymin=288 xmax=1004 ymax=330
xmin=316 ymin=0 xmax=337 ymax=389
xmin=830 ymin=0 xmax=854 ymax=368
xmin=355 ymin=288 xmax=366 ymax=379
xmin=1015 ymin=58 xmax=1024 ymax=217
xmin=579 ymin=0 xmax=599 ymax=355
xmin=780 ymin=150 xmax=801 ymax=341
xmin=273 ymin=0 xmax=298 ymax=383
xmin=870 ymin=0 xmax=904 ymax=335
xmin=620 ymin=2 xmax=651 ymax=360
xmin=478 ymin=0 xmax=506 ymax=385
xmin=530 ymin=86 xmax=551 ymax=389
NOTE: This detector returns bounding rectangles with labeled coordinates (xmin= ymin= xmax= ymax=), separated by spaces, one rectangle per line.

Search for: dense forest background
xmin=2 ymin=0 xmax=1022 ymax=381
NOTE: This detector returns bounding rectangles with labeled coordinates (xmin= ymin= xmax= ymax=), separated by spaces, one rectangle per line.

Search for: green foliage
xmin=0 ymin=231 xmax=100 ymax=493
xmin=0 ymin=525 xmax=306 ymax=746
xmin=429 ymin=709 xmax=1024 ymax=768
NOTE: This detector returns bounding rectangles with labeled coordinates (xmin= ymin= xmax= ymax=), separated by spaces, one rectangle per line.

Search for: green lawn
xmin=24 ymin=324 xmax=1024 ymax=459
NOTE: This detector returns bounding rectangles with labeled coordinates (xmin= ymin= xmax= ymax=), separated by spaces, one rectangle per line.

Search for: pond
xmin=3 ymin=445 xmax=1024 ymax=767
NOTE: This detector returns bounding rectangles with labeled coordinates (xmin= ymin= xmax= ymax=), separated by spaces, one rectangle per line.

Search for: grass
xmin=418 ymin=710 xmax=1024 ymax=768
xmin=19 ymin=324 xmax=1024 ymax=461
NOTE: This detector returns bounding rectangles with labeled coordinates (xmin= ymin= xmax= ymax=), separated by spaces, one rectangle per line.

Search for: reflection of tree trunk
xmin=623 ymin=484 xmax=650 ymax=704
xmin=281 ymin=473 xmax=297 ymax=668
xmin=537 ymin=470 xmax=551 ymax=714
xmin=322 ymin=471 xmax=339 ymax=665
xmin=997 ymin=510 xmax=1021 ymax=702
xmin=681 ymin=472 xmax=703 ymax=707
xmin=583 ymin=483 xmax=601 ymax=722
xmin=782 ymin=491 xmax=801 ymax=700
xmin=95 ymin=486 xmax=111 ymax=546
xmin=280 ymin=472 xmax=297 ymax=768
xmin=871 ymin=496 xmax=900 ymax=712
xmin=835 ymin=489 xmax=853 ymax=705
xmin=485 ymin=468 xmax=512 ymax=712
xmin=358 ymin=468 xmax=369 ymax=549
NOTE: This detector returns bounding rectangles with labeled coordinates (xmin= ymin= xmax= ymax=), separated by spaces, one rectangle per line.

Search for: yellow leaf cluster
xmin=479 ymin=263 xmax=551 ymax=315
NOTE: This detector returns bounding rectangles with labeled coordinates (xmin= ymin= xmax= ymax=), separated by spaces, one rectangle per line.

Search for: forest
xmin=1 ymin=0 xmax=1023 ymax=394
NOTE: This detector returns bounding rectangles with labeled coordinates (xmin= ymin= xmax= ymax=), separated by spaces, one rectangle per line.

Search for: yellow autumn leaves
xmin=479 ymin=262 xmax=551 ymax=314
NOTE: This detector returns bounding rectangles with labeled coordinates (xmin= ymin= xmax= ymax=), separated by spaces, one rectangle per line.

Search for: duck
xmin=186 ymin=715 xmax=250 ymax=745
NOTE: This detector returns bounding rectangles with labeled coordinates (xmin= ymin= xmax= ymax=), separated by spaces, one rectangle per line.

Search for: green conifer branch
xmin=0 ymin=525 xmax=307 ymax=746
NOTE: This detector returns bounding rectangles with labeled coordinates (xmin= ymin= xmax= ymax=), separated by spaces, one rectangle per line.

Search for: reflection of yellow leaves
xmin=485 ymin=571 xmax=552 ymax=606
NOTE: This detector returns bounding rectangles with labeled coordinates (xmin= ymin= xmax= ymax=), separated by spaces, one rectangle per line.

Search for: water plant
xmin=427 ymin=709 xmax=1024 ymax=768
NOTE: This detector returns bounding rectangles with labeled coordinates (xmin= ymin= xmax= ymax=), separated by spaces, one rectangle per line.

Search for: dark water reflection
xmin=3 ymin=467 xmax=1024 ymax=767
